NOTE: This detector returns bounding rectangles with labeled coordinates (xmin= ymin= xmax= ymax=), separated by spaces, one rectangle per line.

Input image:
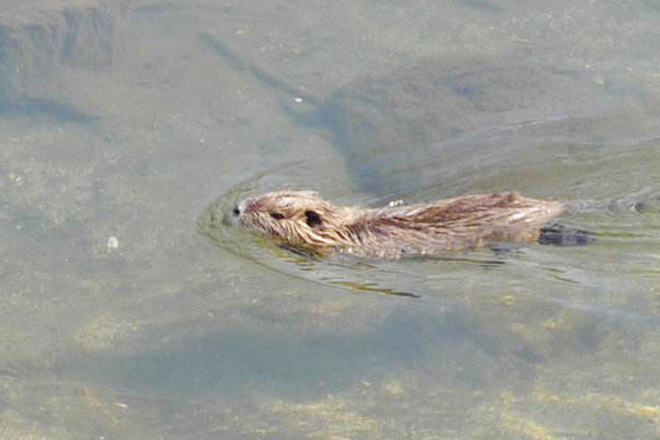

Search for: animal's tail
xmin=539 ymin=225 xmax=594 ymax=246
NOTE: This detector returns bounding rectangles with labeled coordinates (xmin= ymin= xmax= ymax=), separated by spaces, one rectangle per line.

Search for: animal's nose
xmin=232 ymin=199 xmax=250 ymax=218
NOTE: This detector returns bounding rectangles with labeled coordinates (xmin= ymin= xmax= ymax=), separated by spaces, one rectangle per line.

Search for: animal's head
xmin=233 ymin=190 xmax=354 ymax=251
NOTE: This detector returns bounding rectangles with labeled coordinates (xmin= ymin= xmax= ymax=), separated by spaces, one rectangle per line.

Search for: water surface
xmin=1 ymin=1 xmax=660 ymax=439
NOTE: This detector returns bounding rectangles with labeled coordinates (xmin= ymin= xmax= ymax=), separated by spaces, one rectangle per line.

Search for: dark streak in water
xmin=0 ymin=368 xmax=20 ymax=378
xmin=461 ymin=0 xmax=502 ymax=13
xmin=329 ymin=280 xmax=420 ymax=299
xmin=0 ymin=97 xmax=97 ymax=123
xmin=199 ymin=32 xmax=322 ymax=107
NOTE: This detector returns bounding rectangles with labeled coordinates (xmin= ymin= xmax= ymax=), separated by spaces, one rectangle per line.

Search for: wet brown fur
xmin=236 ymin=190 xmax=566 ymax=258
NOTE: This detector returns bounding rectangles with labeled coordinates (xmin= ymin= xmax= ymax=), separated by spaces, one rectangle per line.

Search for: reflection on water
xmin=2 ymin=0 xmax=660 ymax=439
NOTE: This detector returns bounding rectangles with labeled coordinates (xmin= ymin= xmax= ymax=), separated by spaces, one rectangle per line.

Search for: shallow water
xmin=2 ymin=0 xmax=660 ymax=439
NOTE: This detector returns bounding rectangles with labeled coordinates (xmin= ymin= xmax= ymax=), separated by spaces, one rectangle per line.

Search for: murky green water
xmin=1 ymin=1 xmax=660 ymax=439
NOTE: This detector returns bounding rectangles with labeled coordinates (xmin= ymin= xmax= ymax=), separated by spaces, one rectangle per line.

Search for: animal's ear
xmin=305 ymin=210 xmax=322 ymax=227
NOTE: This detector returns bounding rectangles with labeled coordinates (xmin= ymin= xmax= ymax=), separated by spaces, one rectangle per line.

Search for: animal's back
xmin=342 ymin=193 xmax=566 ymax=257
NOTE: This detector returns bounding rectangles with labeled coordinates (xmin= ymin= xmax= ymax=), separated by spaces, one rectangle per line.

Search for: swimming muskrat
xmin=230 ymin=190 xmax=586 ymax=258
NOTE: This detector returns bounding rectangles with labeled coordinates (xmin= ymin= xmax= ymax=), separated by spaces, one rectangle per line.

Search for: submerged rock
xmin=0 ymin=0 xmax=127 ymax=110
xmin=324 ymin=60 xmax=659 ymax=194
xmin=201 ymin=34 xmax=660 ymax=195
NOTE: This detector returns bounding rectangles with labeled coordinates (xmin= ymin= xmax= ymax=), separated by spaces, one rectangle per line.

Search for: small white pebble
xmin=294 ymin=97 xmax=303 ymax=103
xmin=7 ymin=173 xmax=25 ymax=187
xmin=107 ymin=236 xmax=119 ymax=250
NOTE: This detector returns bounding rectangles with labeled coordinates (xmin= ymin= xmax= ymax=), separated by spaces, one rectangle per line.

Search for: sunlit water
xmin=2 ymin=1 xmax=660 ymax=439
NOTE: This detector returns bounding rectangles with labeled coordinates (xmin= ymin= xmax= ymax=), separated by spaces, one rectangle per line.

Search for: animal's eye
xmin=232 ymin=206 xmax=240 ymax=217
xmin=270 ymin=211 xmax=284 ymax=220
xmin=305 ymin=210 xmax=322 ymax=227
